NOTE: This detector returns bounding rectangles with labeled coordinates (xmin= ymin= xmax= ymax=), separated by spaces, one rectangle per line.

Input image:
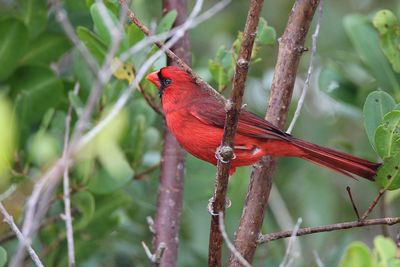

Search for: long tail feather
xmin=292 ymin=138 xmax=381 ymax=181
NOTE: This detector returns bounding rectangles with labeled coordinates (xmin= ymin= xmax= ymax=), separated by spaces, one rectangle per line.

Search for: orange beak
xmin=146 ymin=70 xmax=161 ymax=89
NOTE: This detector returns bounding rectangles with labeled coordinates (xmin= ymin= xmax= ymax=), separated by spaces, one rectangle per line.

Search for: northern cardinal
xmin=146 ymin=66 xmax=381 ymax=180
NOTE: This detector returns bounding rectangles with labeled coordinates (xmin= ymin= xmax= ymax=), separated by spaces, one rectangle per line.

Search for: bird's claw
xmin=207 ymin=197 xmax=232 ymax=216
xmin=215 ymin=146 xmax=236 ymax=163
xmin=208 ymin=197 xmax=218 ymax=216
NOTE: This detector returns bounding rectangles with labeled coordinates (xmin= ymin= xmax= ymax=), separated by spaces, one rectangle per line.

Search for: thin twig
xmin=218 ymin=212 xmax=252 ymax=267
xmin=208 ymin=1 xmax=264 ymax=266
xmin=137 ymin=83 xmax=163 ymax=115
xmin=0 ymin=211 xmax=76 ymax=245
xmin=13 ymin=3 xmax=126 ymax=265
xmin=63 ymin=83 xmax=80 ymax=267
xmin=133 ymin=163 xmax=161 ymax=180
xmin=51 ymin=0 xmax=99 ymax=74
xmin=346 ymin=186 xmax=360 ymax=220
xmin=313 ymin=251 xmax=324 ymax=267
xmin=229 ymin=1 xmax=320 ymax=265
xmin=80 ymin=0 xmax=229 ymax=148
xmin=258 ymin=217 xmax=400 ymax=243
xmin=360 ymin=188 xmax=386 ymax=221
xmin=13 ymin=3 xmax=230 ymax=266
xmin=142 ymin=241 xmax=166 ymax=264
xmin=119 ymin=0 xmax=228 ymax=102
xmin=279 ymin=218 xmax=302 ymax=267
xmin=0 ymin=202 xmax=44 ymax=267
xmin=269 ymin=184 xmax=301 ymax=253
xmin=287 ymin=0 xmax=323 ymax=134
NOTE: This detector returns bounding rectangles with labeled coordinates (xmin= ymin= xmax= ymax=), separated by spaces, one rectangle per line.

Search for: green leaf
xmin=343 ymin=14 xmax=400 ymax=94
xmin=0 ymin=246 xmax=7 ymax=267
xmin=376 ymin=153 xmax=400 ymax=190
xmin=0 ymin=18 xmax=28 ymax=81
xmin=88 ymin=144 xmax=134 ymax=194
xmin=68 ymin=91 xmax=84 ymax=116
xmin=76 ymin=26 xmax=107 ymax=63
xmin=90 ymin=3 xmax=128 ymax=50
xmin=130 ymin=115 xmax=145 ymax=169
xmin=11 ymin=66 xmax=63 ymax=139
xmin=373 ymin=10 xmax=400 ymax=73
xmin=257 ymin=17 xmax=276 ymax=45
xmin=374 ymin=110 xmax=400 ymax=158
xmin=208 ymin=59 xmax=229 ymax=91
xmin=338 ymin=242 xmax=373 ymax=267
xmin=0 ymin=97 xmax=15 ymax=182
xmin=319 ymin=66 xmax=359 ymax=106
xmin=21 ymin=33 xmax=70 ymax=65
xmin=374 ymin=235 xmax=397 ymax=265
xmin=19 ymin=0 xmax=47 ymax=38
xmin=215 ymin=45 xmax=232 ymax=69
xmin=127 ymin=24 xmax=145 ymax=46
xmin=28 ymin=132 xmax=59 ymax=166
xmin=363 ymin=91 xmax=396 ymax=149
xmin=156 ymin=10 xmax=177 ymax=34
xmin=72 ymin=191 xmax=95 ymax=230
xmin=81 ymin=108 xmax=134 ymax=194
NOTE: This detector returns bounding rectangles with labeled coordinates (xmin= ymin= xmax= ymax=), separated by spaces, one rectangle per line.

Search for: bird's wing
xmin=189 ymin=97 xmax=290 ymax=141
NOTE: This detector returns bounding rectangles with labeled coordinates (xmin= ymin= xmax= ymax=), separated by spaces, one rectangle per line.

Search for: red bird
xmin=146 ymin=66 xmax=381 ymax=180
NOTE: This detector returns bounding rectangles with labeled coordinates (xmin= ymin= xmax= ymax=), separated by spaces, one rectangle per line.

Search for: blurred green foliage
xmin=339 ymin=236 xmax=400 ymax=267
xmin=0 ymin=0 xmax=399 ymax=266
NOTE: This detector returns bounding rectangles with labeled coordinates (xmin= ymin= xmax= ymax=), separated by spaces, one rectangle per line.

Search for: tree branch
xmin=62 ymin=83 xmax=79 ymax=267
xmin=258 ymin=217 xmax=400 ymax=243
xmin=218 ymin=212 xmax=252 ymax=267
xmin=229 ymin=1 xmax=320 ymax=265
xmin=208 ymin=1 xmax=264 ymax=266
xmin=0 ymin=202 xmax=43 ymax=267
xmin=361 ymin=188 xmax=386 ymax=221
xmin=153 ymin=1 xmax=190 ymax=266
xmin=119 ymin=0 xmax=226 ymax=102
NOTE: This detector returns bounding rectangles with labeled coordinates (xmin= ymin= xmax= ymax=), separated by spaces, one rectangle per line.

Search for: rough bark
xmin=229 ymin=0 xmax=320 ymax=265
xmin=153 ymin=1 xmax=190 ymax=266
xmin=208 ymin=1 xmax=264 ymax=266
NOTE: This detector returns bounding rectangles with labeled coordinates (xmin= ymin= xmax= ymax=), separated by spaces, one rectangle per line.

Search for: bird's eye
xmin=164 ymin=78 xmax=171 ymax=86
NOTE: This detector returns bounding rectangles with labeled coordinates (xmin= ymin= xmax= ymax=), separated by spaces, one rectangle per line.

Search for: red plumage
xmin=146 ymin=66 xmax=381 ymax=181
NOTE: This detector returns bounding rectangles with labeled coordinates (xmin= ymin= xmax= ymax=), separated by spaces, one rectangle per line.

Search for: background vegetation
xmin=0 ymin=0 xmax=400 ymax=266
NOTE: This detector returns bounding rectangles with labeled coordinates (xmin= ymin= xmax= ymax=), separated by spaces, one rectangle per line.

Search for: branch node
xmin=208 ymin=197 xmax=218 ymax=216
xmin=142 ymin=241 xmax=166 ymax=263
xmin=208 ymin=197 xmax=232 ymax=216
xmin=215 ymin=146 xmax=234 ymax=163
xmin=224 ymin=99 xmax=234 ymax=112
xmin=146 ymin=216 xmax=156 ymax=234
xmin=237 ymin=58 xmax=249 ymax=69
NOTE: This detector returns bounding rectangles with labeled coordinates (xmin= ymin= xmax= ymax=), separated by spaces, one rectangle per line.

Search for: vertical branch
xmin=153 ymin=0 xmax=190 ymax=266
xmin=0 ymin=203 xmax=43 ymax=267
xmin=229 ymin=0 xmax=320 ymax=265
xmin=63 ymin=83 xmax=80 ymax=267
xmin=208 ymin=1 xmax=264 ymax=266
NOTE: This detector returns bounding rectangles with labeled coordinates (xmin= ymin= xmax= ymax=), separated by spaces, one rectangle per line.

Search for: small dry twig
xmin=218 ymin=212 xmax=252 ymax=267
xmin=346 ymin=186 xmax=361 ymax=221
xmin=279 ymin=218 xmax=302 ymax=267
xmin=360 ymin=188 xmax=386 ymax=221
xmin=62 ymin=83 xmax=80 ymax=267
xmin=258 ymin=217 xmax=400 ymax=243
xmin=287 ymin=0 xmax=323 ymax=133
xmin=0 ymin=202 xmax=43 ymax=267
